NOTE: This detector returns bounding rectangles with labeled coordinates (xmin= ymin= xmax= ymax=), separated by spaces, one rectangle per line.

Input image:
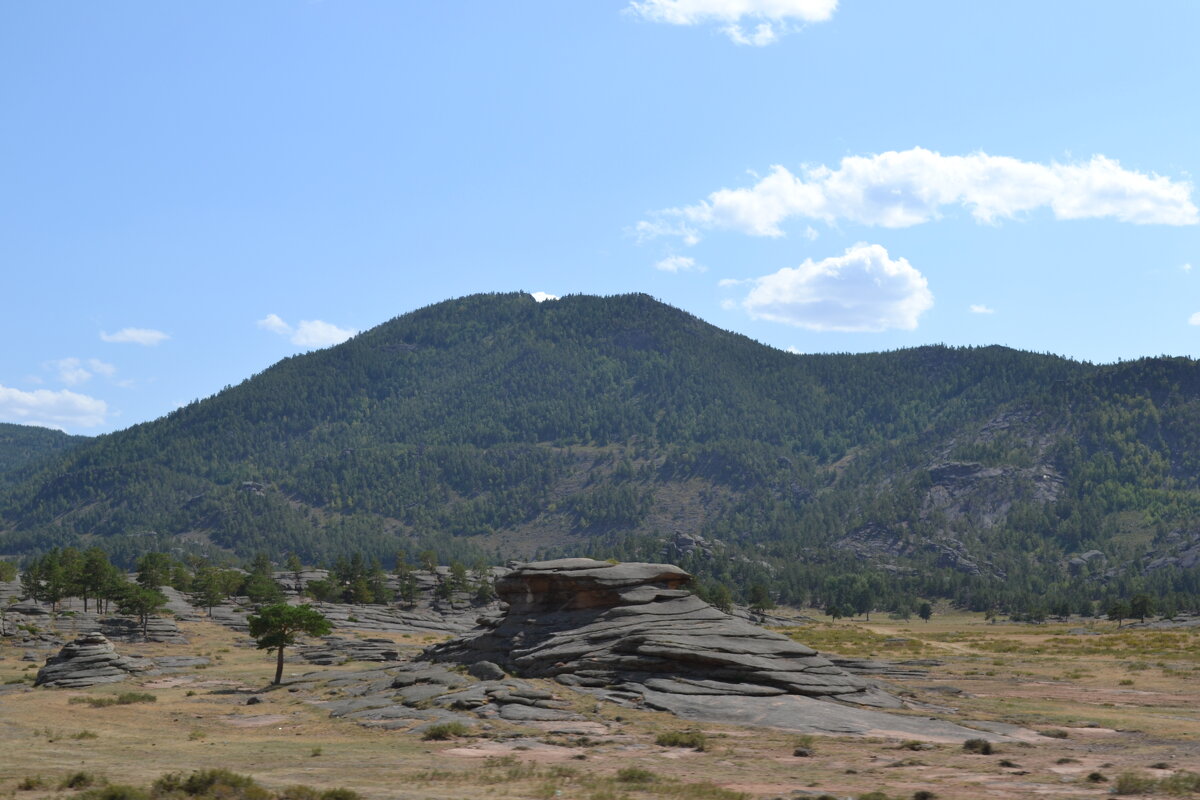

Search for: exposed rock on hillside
xmin=34 ymin=632 xmax=152 ymax=688
xmin=426 ymin=558 xmax=900 ymax=708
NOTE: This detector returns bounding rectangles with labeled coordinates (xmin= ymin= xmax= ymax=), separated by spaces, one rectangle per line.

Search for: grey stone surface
xmin=34 ymin=632 xmax=152 ymax=688
xmin=468 ymin=660 xmax=506 ymax=680
xmin=427 ymin=558 xmax=900 ymax=708
xmin=628 ymin=688 xmax=1010 ymax=741
xmin=308 ymin=661 xmax=587 ymax=732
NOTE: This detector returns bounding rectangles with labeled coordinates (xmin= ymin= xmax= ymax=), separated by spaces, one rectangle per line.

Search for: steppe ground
xmin=1 ymin=610 xmax=1198 ymax=800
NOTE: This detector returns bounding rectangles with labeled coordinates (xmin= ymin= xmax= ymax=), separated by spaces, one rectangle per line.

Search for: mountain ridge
xmin=3 ymin=292 xmax=1200 ymax=615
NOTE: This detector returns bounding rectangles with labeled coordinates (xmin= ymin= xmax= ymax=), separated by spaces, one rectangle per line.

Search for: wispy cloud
xmin=530 ymin=292 xmax=560 ymax=302
xmin=638 ymin=148 xmax=1198 ymax=242
xmin=0 ymin=384 xmax=108 ymax=430
xmin=43 ymin=357 xmax=119 ymax=386
xmin=257 ymin=314 xmax=357 ymax=348
xmin=100 ymin=327 xmax=169 ymax=346
xmin=654 ymin=255 xmax=706 ymax=273
xmin=969 ymin=304 xmax=996 ymax=314
xmin=626 ymin=0 xmax=837 ymax=46
xmin=1189 ymin=312 xmax=1200 ymax=326
xmin=732 ymin=243 xmax=933 ymax=332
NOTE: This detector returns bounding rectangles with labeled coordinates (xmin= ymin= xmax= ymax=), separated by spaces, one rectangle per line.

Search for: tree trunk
xmin=274 ymin=646 xmax=285 ymax=685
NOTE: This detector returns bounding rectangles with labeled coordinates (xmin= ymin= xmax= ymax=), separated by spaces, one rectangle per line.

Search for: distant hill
xmin=0 ymin=423 xmax=90 ymax=477
xmin=3 ymin=292 xmax=1200 ymax=616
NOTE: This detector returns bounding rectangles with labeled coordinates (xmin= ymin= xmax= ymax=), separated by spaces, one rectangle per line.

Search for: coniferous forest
xmin=4 ymin=292 xmax=1200 ymax=618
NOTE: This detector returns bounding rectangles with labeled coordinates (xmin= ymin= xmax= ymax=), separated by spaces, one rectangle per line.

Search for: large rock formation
xmin=34 ymin=632 xmax=151 ymax=688
xmin=426 ymin=558 xmax=900 ymax=709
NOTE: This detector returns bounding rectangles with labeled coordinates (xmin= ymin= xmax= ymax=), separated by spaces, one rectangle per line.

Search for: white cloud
xmin=0 ymin=384 xmax=108 ymax=429
xmin=100 ymin=327 xmax=169 ymax=346
xmin=258 ymin=314 xmax=357 ymax=349
xmin=47 ymin=357 xmax=92 ymax=386
xmin=737 ymin=243 xmax=933 ymax=332
xmin=969 ymin=304 xmax=995 ymax=314
xmin=88 ymin=359 xmax=117 ymax=377
xmin=1189 ymin=312 xmax=1200 ymax=326
xmin=1183 ymin=263 xmax=1193 ymax=273
xmin=627 ymin=0 xmax=837 ymax=46
xmin=530 ymin=292 xmax=560 ymax=302
xmin=654 ymin=255 xmax=706 ymax=273
xmin=785 ymin=345 xmax=803 ymax=354
xmin=640 ymin=148 xmax=1198 ymax=241
xmin=44 ymin=357 xmax=120 ymax=386
xmin=256 ymin=313 xmax=292 ymax=335
xmin=293 ymin=320 xmax=356 ymax=348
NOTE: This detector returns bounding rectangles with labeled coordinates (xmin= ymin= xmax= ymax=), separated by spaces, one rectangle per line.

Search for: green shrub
xmin=70 ymin=692 xmax=157 ymax=708
xmin=655 ymin=730 xmax=707 ymax=750
xmin=61 ymin=772 xmax=101 ymax=789
xmin=1039 ymin=728 xmax=1068 ymax=739
xmin=615 ymin=767 xmax=656 ymax=784
xmin=152 ymin=769 xmax=268 ymax=800
xmin=17 ymin=776 xmax=45 ymax=791
xmin=1113 ymin=771 xmax=1156 ymax=795
xmin=962 ymin=738 xmax=993 ymax=755
xmin=317 ymin=790 xmax=362 ymax=800
xmin=79 ymin=785 xmax=149 ymax=800
xmin=1159 ymin=771 xmax=1200 ymax=794
xmin=421 ymin=722 xmax=470 ymax=741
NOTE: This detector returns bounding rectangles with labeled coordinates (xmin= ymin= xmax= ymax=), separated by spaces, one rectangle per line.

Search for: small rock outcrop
xmin=426 ymin=558 xmax=900 ymax=709
xmin=34 ymin=633 xmax=151 ymax=688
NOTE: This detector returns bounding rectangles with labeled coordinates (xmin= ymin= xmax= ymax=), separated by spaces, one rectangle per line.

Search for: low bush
xmin=615 ymin=767 xmax=656 ymax=784
xmin=79 ymin=785 xmax=149 ymax=800
xmin=152 ymin=769 xmax=269 ymax=800
xmin=1113 ymin=771 xmax=1156 ymax=795
xmin=962 ymin=738 xmax=993 ymax=755
xmin=70 ymin=692 xmax=157 ymax=708
xmin=61 ymin=772 xmax=101 ymax=789
xmin=421 ymin=722 xmax=470 ymax=741
xmin=1159 ymin=771 xmax=1200 ymax=794
xmin=655 ymin=730 xmax=707 ymax=750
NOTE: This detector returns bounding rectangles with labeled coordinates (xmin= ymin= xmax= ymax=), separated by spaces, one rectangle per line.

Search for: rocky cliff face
xmin=426 ymin=558 xmax=900 ymax=709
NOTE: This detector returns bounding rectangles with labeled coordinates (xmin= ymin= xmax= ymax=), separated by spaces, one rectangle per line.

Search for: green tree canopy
xmin=247 ymin=603 xmax=332 ymax=684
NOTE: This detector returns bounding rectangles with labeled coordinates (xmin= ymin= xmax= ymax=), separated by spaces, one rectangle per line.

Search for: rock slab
xmin=34 ymin=633 xmax=151 ymax=688
xmin=426 ymin=558 xmax=900 ymax=709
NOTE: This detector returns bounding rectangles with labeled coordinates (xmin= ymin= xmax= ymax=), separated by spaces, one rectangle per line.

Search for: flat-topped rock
xmin=34 ymin=633 xmax=152 ymax=688
xmin=426 ymin=559 xmax=901 ymax=709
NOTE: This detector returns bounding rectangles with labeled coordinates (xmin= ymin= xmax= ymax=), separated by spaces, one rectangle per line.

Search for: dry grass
xmin=2 ymin=611 xmax=1199 ymax=800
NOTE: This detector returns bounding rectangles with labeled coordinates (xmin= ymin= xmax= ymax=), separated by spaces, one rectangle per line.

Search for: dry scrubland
xmin=1 ymin=611 xmax=1198 ymax=800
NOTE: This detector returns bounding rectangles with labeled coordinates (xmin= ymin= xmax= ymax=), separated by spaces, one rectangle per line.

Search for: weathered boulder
xmin=425 ymin=558 xmax=900 ymax=709
xmin=34 ymin=633 xmax=151 ymax=688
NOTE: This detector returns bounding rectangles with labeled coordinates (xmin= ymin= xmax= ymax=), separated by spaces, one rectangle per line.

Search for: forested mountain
xmin=0 ymin=423 xmax=90 ymax=478
xmin=3 ymin=292 xmax=1200 ymax=616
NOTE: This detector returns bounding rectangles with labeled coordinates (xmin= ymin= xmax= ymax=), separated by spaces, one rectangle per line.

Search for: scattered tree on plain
xmin=248 ymin=603 xmax=332 ymax=684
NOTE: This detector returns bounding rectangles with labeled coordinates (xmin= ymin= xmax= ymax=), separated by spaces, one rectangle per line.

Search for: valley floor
xmin=1 ymin=611 xmax=1198 ymax=800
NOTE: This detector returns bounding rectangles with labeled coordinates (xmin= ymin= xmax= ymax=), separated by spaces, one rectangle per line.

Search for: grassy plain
xmin=1 ymin=611 xmax=1198 ymax=800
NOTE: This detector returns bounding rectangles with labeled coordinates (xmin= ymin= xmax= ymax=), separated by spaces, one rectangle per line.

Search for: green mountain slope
xmin=0 ymin=423 xmax=90 ymax=478
xmin=3 ymin=292 xmax=1200 ymax=615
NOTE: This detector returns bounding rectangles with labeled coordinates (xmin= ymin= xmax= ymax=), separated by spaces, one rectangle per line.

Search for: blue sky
xmin=3 ymin=1 xmax=1199 ymax=434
